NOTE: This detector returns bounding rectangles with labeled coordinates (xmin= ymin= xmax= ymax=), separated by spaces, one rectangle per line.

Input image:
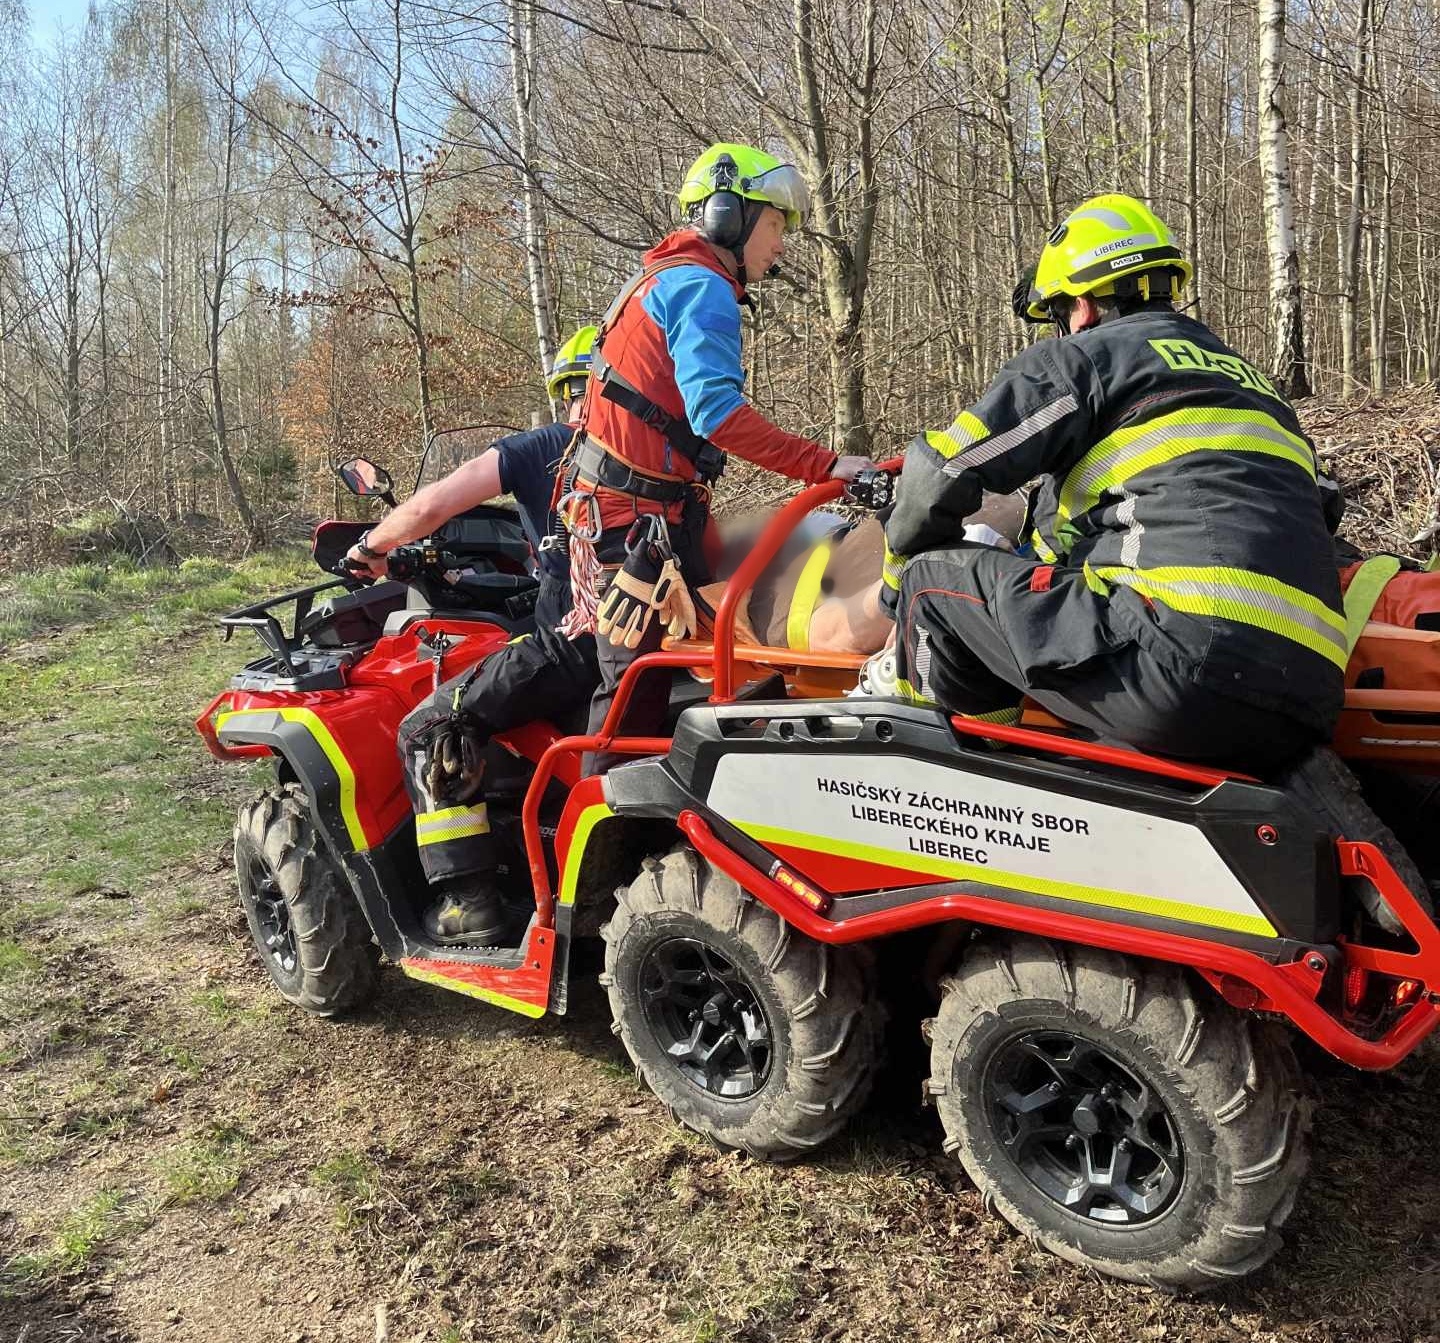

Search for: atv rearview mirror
xmin=337 ymin=457 xmax=397 ymax=506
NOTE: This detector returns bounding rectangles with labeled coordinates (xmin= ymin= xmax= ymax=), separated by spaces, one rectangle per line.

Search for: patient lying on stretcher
xmin=692 ymin=491 xmax=1028 ymax=655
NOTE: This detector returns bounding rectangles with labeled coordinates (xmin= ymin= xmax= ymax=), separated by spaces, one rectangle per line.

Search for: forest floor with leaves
xmin=6 ymin=397 xmax=1440 ymax=1343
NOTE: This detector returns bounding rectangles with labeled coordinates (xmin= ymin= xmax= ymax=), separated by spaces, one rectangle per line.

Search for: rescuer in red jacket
xmin=555 ymin=142 xmax=869 ymax=767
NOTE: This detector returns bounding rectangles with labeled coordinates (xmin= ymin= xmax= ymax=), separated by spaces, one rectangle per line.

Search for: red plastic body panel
xmin=399 ymin=923 xmax=557 ymax=1017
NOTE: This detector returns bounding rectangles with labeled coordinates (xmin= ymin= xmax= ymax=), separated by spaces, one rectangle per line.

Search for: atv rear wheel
xmin=928 ymin=936 xmax=1309 ymax=1291
xmin=602 ymin=845 xmax=883 ymax=1159
xmin=234 ymin=784 xmax=380 ymax=1017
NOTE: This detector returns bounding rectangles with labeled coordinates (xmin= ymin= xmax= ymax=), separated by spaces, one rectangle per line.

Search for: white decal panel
xmin=705 ymin=752 xmax=1274 ymax=936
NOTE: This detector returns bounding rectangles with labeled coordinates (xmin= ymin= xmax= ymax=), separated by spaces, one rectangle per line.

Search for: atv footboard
xmin=601 ymin=699 xmax=1440 ymax=1070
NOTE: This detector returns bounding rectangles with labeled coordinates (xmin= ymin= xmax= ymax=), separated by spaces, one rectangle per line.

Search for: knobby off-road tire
xmin=1275 ymin=746 xmax=1432 ymax=935
xmin=928 ymin=936 xmax=1309 ymax=1292
xmin=234 ymin=784 xmax=380 ymax=1017
xmin=601 ymin=845 xmax=883 ymax=1160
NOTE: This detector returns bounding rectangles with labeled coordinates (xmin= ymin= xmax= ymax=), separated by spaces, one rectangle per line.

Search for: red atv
xmin=198 ymin=456 xmax=1440 ymax=1292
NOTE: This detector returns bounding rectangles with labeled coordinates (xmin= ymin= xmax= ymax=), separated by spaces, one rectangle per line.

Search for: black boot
xmin=422 ymin=878 xmax=509 ymax=946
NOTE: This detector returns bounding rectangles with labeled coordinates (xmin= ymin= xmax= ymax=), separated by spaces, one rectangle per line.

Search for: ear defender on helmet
xmin=695 ymin=153 xmax=749 ymax=248
xmin=700 ymin=190 xmax=747 ymax=248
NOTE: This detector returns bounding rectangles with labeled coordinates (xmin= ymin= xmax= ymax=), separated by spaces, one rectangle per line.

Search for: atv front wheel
xmin=602 ymin=845 xmax=883 ymax=1159
xmin=929 ymin=936 xmax=1309 ymax=1291
xmin=234 ymin=784 xmax=379 ymax=1017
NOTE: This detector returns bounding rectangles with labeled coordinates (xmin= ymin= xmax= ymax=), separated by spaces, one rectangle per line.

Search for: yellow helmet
xmin=545 ymin=325 xmax=597 ymax=399
xmin=1016 ymin=194 xmax=1193 ymax=322
xmin=677 ymin=143 xmax=811 ymax=237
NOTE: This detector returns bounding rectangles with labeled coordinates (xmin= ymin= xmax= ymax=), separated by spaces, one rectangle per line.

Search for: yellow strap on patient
xmin=786 ymin=542 xmax=833 ymax=651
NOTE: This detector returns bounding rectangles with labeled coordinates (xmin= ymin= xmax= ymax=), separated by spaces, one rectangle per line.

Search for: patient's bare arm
xmin=807 ymin=579 xmax=892 ymax=655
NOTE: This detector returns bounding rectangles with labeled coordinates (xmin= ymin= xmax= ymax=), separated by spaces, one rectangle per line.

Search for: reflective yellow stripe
xmin=1031 ymin=529 xmax=1059 ymax=563
xmin=925 ymin=410 xmax=989 ymax=461
xmin=737 ymin=821 xmax=1276 ymax=938
xmin=882 ymin=543 xmax=905 ymax=592
xmin=415 ymin=803 xmax=489 ymax=845
xmin=217 ymin=708 xmax=369 ymax=851
xmin=560 ymin=803 xmax=615 ymax=905
xmin=1343 ymin=555 xmax=1403 ymax=651
xmin=786 ymin=542 xmax=833 ymax=651
xmin=958 ymin=705 xmax=1022 ymax=725
xmin=1087 ymin=562 xmax=1348 ymax=668
xmin=401 ymin=962 xmax=546 ymax=1018
xmin=1058 ymin=407 xmax=1316 ymax=525
xmin=895 ymin=676 xmax=935 ymax=707
xmin=417 ymin=805 xmax=487 ymax=823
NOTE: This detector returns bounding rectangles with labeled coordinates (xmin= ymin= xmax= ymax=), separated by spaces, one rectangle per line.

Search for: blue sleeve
xmin=641 ymin=267 xmax=746 ymax=438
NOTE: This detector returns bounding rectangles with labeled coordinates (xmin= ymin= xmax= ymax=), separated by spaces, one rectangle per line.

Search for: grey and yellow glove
xmin=880 ymin=542 xmax=906 ymax=619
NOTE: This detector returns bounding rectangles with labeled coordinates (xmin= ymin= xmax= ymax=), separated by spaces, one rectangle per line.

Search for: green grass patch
xmin=311 ymin=1151 xmax=381 ymax=1230
xmin=0 ymin=548 xmax=315 ymax=645
xmin=1 ymin=1189 xmax=132 ymax=1289
xmin=0 ymin=548 xmax=314 ymax=898
xmin=0 ymin=939 xmax=39 ymax=980
xmin=163 ymin=1124 xmax=248 ymax=1205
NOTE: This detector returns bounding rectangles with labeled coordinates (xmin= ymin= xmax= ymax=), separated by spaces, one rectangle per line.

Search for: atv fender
xmin=213 ymin=706 xmax=418 ymax=963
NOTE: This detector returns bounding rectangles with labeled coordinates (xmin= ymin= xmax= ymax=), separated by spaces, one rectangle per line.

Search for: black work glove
xmin=424 ymin=722 xmax=485 ymax=803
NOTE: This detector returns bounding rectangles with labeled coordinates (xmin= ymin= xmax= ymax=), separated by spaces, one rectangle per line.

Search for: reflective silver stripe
xmin=1101 ymin=570 xmax=1348 ymax=657
xmin=1062 ymin=416 xmax=1311 ymax=514
xmin=913 ymin=625 xmax=934 ymax=701
xmin=1067 ymin=231 xmax=1161 ymax=270
xmin=415 ymin=804 xmax=490 ymax=840
xmin=1067 ymin=204 xmax=1139 ymax=231
xmin=1117 ymin=488 xmax=1144 ymax=567
xmin=943 ymin=394 xmax=1079 ymax=477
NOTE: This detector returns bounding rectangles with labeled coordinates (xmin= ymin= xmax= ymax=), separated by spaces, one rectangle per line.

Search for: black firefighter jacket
xmin=884 ymin=310 xmax=1346 ymax=734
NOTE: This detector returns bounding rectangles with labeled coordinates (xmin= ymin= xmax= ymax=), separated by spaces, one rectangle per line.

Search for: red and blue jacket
xmin=578 ymin=230 xmax=835 ymax=530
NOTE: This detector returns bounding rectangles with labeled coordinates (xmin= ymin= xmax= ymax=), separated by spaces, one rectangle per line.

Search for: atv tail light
xmin=1344 ymin=965 xmax=1370 ymax=1010
xmin=1394 ymin=978 xmax=1424 ymax=1008
xmin=770 ymin=863 xmax=832 ymax=915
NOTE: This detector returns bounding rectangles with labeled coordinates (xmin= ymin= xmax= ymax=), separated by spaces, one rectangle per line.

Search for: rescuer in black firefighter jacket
xmin=881 ymin=194 xmax=1345 ymax=772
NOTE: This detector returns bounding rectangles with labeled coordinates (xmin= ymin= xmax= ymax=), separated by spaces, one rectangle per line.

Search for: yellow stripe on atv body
xmin=737 ymin=820 xmax=1277 ymax=939
xmin=401 ymin=961 xmax=546 ymax=1018
xmin=217 ymin=707 xmax=369 ymax=852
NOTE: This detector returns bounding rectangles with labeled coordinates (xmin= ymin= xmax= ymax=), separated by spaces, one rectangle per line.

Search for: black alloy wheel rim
xmin=242 ymin=851 xmax=298 ymax=977
xmin=638 ymin=937 xmax=773 ymax=1099
xmin=984 ymin=1029 xmax=1184 ymax=1226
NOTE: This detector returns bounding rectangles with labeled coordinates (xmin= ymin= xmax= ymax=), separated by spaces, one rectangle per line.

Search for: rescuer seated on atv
xmin=558 ymin=142 xmax=868 ymax=770
xmin=343 ymin=329 xmax=601 ymax=945
xmin=881 ymin=194 xmax=1346 ymax=772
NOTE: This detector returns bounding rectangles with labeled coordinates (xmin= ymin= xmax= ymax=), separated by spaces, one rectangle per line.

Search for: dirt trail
xmin=4 ymin=547 xmax=1440 ymax=1342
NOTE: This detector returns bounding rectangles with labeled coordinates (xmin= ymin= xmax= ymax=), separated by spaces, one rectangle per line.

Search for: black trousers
xmin=398 ymin=625 xmax=599 ymax=882
xmin=895 ymin=546 xmax=1320 ymax=774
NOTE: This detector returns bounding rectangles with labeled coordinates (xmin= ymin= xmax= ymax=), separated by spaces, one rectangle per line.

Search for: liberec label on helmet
xmin=703 ymin=753 xmax=1276 ymax=936
xmin=1149 ymin=339 xmax=1282 ymax=402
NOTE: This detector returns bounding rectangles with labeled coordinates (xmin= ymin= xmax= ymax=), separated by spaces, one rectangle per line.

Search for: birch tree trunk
xmin=160 ymin=0 xmax=179 ymax=516
xmin=1182 ymin=0 xmax=1200 ymax=315
xmin=1257 ymin=0 xmax=1310 ymax=396
xmin=507 ymin=0 xmax=558 ymax=397
xmin=1340 ymin=0 xmax=1371 ymax=396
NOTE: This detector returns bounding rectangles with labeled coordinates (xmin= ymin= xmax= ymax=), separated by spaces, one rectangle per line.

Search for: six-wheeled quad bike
xmin=198 ymin=456 xmax=1440 ymax=1293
